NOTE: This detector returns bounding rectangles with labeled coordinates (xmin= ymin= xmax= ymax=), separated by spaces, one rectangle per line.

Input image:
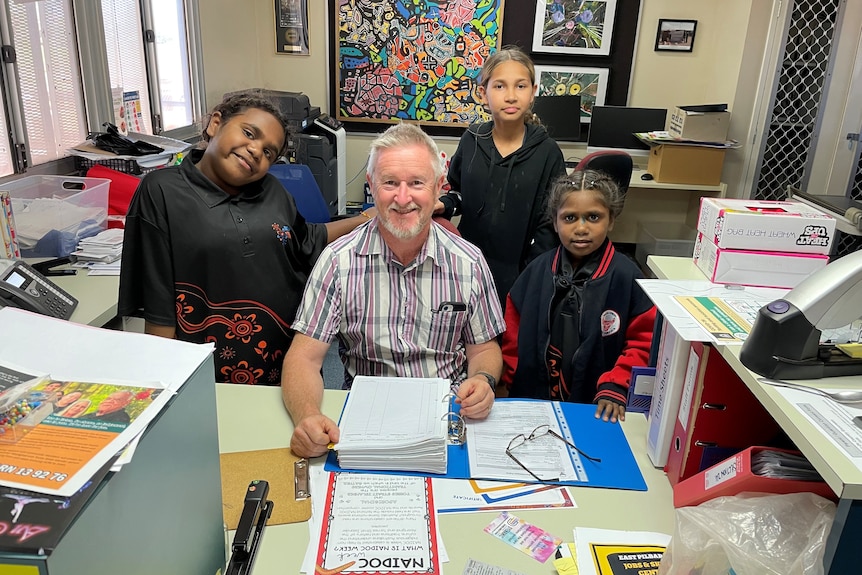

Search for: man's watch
xmin=475 ymin=371 xmax=497 ymax=390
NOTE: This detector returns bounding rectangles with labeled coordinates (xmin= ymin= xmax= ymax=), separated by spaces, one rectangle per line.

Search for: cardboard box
xmin=665 ymin=342 xmax=780 ymax=486
xmin=668 ymin=105 xmax=731 ymax=142
xmin=646 ymin=318 xmax=691 ymax=468
xmin=697 ymin=197 xmax=835 ymax=254
xmin=673 ymin=446 xmax=836 ymax=508
xmin=693 ymin=233 xmax=829 ymax=288
xmin=647 ymin=144 xmax=726 ymax=186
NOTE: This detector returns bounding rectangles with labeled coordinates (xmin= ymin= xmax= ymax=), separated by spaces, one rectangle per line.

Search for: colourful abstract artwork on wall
xmin=335 ymin=0 xmax=504 ymax=125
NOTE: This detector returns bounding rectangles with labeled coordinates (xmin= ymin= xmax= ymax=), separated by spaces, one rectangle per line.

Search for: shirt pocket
xmin=427 ymin=309 xmax=469 ymax=351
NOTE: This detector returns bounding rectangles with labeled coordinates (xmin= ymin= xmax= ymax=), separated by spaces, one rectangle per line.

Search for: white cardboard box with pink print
xmin=696 ymin=197 xmax=836 ymax=254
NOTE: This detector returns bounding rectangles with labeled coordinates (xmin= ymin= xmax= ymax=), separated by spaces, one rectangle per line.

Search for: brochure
xmin=0 ymin=457 xmax=115 ymax=554
xmin=0 ymin=374 xmax=170 ymax=497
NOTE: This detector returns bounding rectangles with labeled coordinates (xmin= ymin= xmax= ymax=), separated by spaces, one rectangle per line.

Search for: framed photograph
xmin=534 ymin=65 xmax=609 ymax=123
xmin=654 ymin=19 xmax=697 ymax=52
xmin=275 ymin=0 xmax=309 ymax=55
xmin=334 ymin=0 xmax=503 ymax=125
xmin=532 ymin=0 xmax=617 ymax=56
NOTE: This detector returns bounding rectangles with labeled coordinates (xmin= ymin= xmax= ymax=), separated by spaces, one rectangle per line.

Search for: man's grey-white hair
xmin=367 ymin=122 xmax=444 ymax=181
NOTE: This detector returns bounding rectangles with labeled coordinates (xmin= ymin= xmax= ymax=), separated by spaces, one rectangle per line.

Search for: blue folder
xmin=324 ymin=398 xmax=648 ymax=491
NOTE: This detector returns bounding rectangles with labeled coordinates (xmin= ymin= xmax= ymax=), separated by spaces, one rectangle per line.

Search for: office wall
xmin=200 ymin=0 xmax=767 ymax=200
xmin=628 ymin=2 xmax=754 ymax=109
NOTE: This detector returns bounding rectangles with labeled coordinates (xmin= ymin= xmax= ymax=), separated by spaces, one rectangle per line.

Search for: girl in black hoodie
xmin=436 ymin=46 xmax=566 ymax=304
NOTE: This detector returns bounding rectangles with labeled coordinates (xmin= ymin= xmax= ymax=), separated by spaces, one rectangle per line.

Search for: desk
xmin=646 ymin=255 xmax=707 ymax=280
xmin=54 ymin=271 xmax=119 ymax=327
xmin=216 ymin=385 xmax=676 ymax=575
xmin=24 ymin=258 xmax=120 ymax=327
xmin=611 ymin=168 xmax=726 ymax=244
xmin=647 ymin=255 xmax=862 ymax=575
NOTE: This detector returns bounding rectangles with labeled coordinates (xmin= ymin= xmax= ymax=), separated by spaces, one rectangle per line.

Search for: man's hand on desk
xmin=455 ymin=376 xmax=495 ymax=419
xmin=291 ymin=413 xmax=340 ymax=458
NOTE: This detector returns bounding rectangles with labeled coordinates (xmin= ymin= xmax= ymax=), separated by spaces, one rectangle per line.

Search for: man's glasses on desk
xmin=506 ymin=424 xmax=601 ymax=482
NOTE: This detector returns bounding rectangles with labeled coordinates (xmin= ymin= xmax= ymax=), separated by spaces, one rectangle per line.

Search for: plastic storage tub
xmin=635 ymin=221 xmax=697 ymax=269
xmin=2 ymin=176 xmax=110 ymax=257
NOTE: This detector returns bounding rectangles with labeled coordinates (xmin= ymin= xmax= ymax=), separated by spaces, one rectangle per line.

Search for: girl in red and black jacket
xmin=501 ymin=170 xmax=656 ymax=424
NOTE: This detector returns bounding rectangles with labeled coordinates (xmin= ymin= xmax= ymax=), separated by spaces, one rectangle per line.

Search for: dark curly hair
xmin=545 ymin=169 xmax=624 ymax=223
xmin=201 ymin=92 xmax=290 ymax=156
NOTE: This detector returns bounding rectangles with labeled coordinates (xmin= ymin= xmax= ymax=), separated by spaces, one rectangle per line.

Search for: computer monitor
xmin=587 ymin=106 xmax=667 ymax=157
xmin=532 ymin=95 xmax=581 ymax=142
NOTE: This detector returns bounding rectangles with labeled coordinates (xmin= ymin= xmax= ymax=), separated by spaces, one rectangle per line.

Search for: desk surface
xmin=216 ymin=385 xmax=676 ymax=575
xmin=57 ymin=272 xmax=119 ymax=327
xmin=646 ymin=255 xmax=707 ymax=280
xmin=629 ymin=167 xmax=725 ymax=192
xmin=646 ymin=255 xmax=862 ymax=500
xmin=24 ymin=259 xmax=120 ymax=327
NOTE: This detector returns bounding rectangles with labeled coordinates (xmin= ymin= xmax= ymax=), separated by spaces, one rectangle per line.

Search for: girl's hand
xmin=595 ymin=399 xmax=625 ymax=424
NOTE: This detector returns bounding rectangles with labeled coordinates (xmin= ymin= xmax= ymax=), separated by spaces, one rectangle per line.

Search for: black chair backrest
xmin=575 ymin=150 xmax=634 ymax=199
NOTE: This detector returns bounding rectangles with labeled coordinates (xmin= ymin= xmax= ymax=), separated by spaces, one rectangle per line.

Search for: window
xmin=150 ymin=0 xmax=194 ymax=131
xmin=0 ymin=0 xmax=204 ymax=176
xmin=0 ymin=96 xmax=13 ymax=178
xmin=102 ymin=0 xmax=153 ymax=135
xmin=11 ymin=0 xmax=87 ymax=166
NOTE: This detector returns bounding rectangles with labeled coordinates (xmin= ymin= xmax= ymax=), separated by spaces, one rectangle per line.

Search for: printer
xmin=224 ymin=89 xmax=346 ymax=218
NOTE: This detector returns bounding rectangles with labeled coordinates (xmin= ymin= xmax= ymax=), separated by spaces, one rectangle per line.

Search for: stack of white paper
xmin=72 ymin=228 xmax=124 ymax=268
xmin=334 ymin=376 xmax=450 ymax=474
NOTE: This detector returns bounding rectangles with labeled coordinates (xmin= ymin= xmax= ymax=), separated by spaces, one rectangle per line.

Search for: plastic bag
xmin=659 ymin=492 xmax=836 ymax=575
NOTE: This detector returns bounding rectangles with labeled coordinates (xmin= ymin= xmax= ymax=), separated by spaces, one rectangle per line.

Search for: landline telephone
xmin=0 ymin=259 xmax=78 ymax=320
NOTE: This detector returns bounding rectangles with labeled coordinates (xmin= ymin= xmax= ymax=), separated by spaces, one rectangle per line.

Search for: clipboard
xmin=220 ymin=448 xmax=311 ymax=529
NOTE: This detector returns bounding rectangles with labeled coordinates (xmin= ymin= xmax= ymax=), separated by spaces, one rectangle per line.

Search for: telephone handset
xmin=0 ymin=260 xmax=78 ymax=320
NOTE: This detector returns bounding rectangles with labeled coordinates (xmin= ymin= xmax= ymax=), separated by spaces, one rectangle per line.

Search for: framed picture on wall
xmin=275 ymin=0 xmax=310 ymax=55
xmin=333 ymin=0 xmax=503 ymax=126
xmin=534 ymin=65 xmax=609 ymax=123
xmin=654 ymin=19 xmax=697 ymax=52
xmin=531 ymin=0 xmax=617 ymax=56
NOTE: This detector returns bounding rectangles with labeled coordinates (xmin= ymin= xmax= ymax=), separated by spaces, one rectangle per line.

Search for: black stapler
xmin=226 ymin=480 xmax=274 ymax=575
xmin=741 ymin=249 xmax=862 ymax=379
xmin=31 ymin=256 xmax=76 ymax=276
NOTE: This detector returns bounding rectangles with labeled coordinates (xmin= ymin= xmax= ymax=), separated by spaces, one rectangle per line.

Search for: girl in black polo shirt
xmin=119 ymin=93 xmax=371 ymax=384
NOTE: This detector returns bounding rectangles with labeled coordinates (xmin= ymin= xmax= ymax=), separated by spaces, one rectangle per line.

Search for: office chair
xmin=574 ymin=150 xmax=634 ymax=200
xmin=269 ymin=163 xmax=331 ymax=223
xmin=432 ymin=216 xmax=461 ymax=236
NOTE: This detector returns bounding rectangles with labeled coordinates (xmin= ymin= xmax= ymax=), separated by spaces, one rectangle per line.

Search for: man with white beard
xmin=281 ymin=122 xmax=505 ymax=458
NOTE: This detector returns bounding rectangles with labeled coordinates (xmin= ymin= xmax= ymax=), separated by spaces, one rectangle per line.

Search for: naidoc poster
xmin=336 ymin=0 xmax=504 ymax=125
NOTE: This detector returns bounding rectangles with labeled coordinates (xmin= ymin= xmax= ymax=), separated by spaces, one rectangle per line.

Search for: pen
xmin=44 ymin=269 xmax=77 ymax=276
